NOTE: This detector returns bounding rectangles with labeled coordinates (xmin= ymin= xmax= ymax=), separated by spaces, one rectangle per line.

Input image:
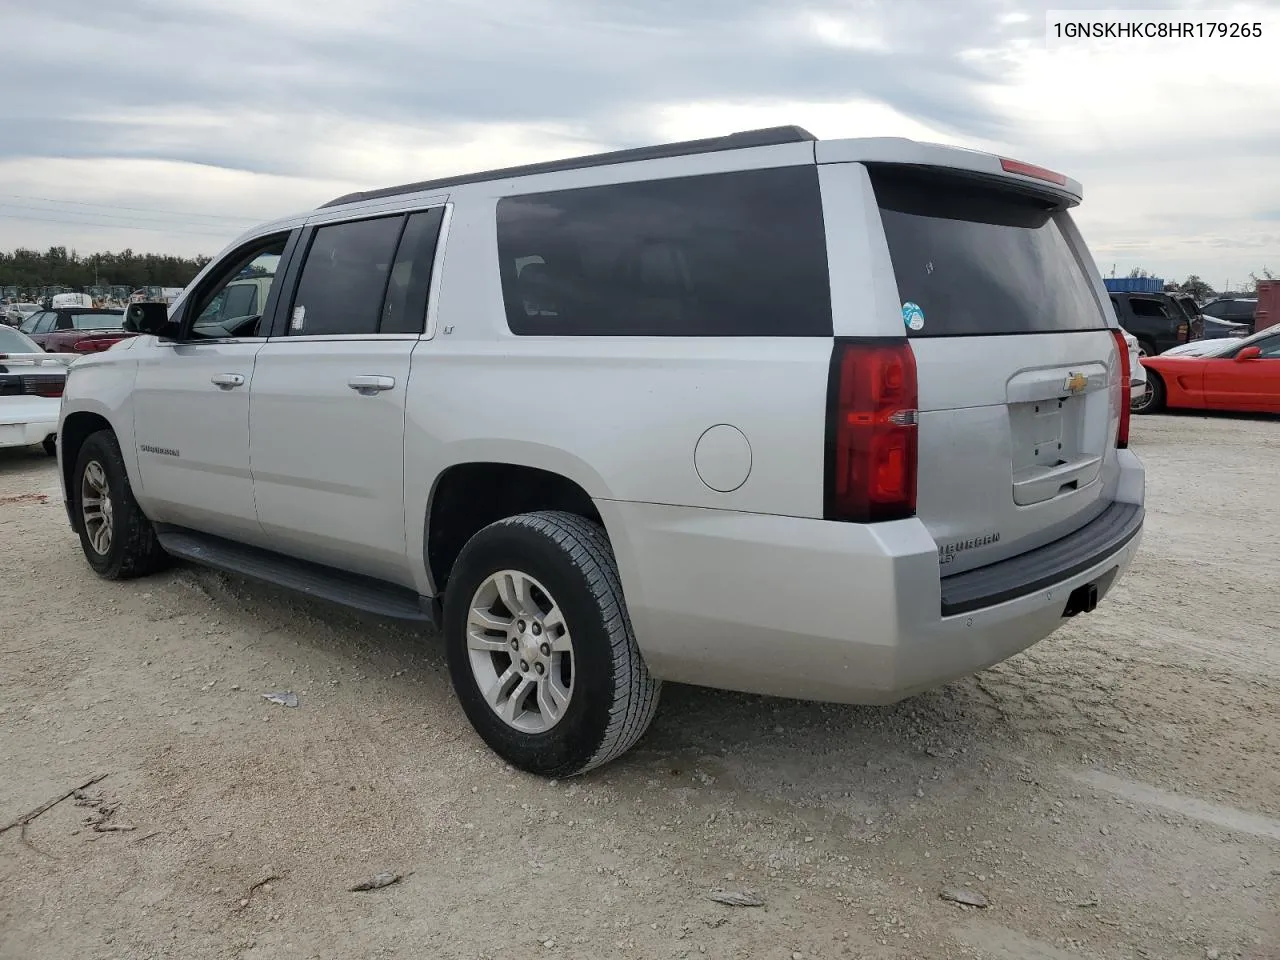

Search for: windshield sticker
xmin=902 ymin=301 xmax=925 ymax=331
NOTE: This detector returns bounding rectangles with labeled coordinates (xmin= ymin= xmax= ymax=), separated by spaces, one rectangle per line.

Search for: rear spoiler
xmin=816 ymin=138 xmax=1083 ymax=207
xmin=0 ymin=353 xmax=74 ymax=366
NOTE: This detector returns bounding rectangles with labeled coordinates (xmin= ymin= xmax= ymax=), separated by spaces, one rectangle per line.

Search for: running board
xmin=154 ymin=525 xmax=439 ymax=626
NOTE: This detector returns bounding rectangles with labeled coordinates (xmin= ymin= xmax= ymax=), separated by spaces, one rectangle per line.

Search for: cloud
xmin=0 ymin=0 xmax=1276 ymax=286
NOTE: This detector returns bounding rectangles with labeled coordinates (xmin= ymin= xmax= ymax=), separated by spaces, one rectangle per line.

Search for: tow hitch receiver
xmin=1062 ymin=581 xmax=1099 ymax=617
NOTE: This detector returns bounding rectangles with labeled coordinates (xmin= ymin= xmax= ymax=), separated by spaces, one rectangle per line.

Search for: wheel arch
xmin=423 ymin=459 xmax=609 ymax=596
xmin=60 ymin=410 xmax=116 ymax=528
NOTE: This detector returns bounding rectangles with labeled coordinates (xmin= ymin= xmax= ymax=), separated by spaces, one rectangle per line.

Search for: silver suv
xmin=58 ymin=126 xmax=1145 ymax=776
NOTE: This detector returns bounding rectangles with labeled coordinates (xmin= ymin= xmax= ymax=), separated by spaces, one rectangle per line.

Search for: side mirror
xmin=1234 ymin=346 xmax=1262 ymax=362
xmin=123 ymin=302 xmax=176 ymax=338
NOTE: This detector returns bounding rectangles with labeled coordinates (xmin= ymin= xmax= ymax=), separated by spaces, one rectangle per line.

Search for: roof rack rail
xmin=319 ymin=125 xmax=817 ymax=209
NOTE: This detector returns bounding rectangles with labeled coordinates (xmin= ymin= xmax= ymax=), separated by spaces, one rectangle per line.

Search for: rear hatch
xmin=867 ymin=165 xmax=1123 ymax=576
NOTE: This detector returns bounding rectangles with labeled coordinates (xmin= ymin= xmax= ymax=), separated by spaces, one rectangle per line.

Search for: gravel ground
xmin=1 ymin=413 xmax=1278 ymax=960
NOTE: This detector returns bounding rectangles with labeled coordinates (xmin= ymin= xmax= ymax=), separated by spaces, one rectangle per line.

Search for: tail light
xmin=73 ymin=337 xmax=125 ymax=353
xmin=825 ymin=339 xmax=918 ymax=523
xmin=23 ymin=376 xmax=64 ymax=398
xmin=1109 ymin=329 xmax=1130 ymax=449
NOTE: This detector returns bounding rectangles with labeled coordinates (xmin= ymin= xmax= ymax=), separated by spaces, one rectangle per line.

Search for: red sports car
xmin=1133 ymin=326 xmax=1280 ymax=415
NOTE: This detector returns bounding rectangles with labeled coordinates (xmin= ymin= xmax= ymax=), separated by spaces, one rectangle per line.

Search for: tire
xmin=42 ymin=435 xmax=57 ymax=457
xmin=1137 ymin=339 xmax=1156 ymax=359
xmin=73 ymin=430 xmax=170 ymax=579
xmin=443 ymin=510 xmax=661 ymax=777
xmin=1131 ymin=372 xmax=1166 ymax=415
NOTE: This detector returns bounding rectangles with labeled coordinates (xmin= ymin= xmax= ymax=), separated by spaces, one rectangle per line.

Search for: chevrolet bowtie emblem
xmin=1064 ymin=372 xmax=1088 ymax=394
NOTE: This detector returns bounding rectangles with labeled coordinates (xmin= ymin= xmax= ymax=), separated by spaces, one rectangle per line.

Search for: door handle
xmin=211 ymin=373 xmax=245 ymax=389
xmin=347 ymin=375 xmax=396 ymax=395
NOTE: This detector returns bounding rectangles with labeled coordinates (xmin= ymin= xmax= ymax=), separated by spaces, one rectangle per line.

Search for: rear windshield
xmin=869 ymin=167 xmax=1107 ymax=337
xmin=70 ymin=312 xmax=123 ymax=330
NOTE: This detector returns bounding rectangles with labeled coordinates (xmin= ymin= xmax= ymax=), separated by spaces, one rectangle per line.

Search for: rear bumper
xmin=597 ymin=451 xmax=1145 ymax=705
xmin=0 ymin=402 xmax=59 ymax=449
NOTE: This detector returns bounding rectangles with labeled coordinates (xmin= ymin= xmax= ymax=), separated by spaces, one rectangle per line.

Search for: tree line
xmin=0 ymin=246 xmax=212 ymax=294
xmin=1125 ymin=266 xmax=1276 ymax=301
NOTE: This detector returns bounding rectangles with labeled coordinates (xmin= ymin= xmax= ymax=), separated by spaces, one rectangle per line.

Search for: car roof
xmin=319 ymin=126 xmax=817 ymax=208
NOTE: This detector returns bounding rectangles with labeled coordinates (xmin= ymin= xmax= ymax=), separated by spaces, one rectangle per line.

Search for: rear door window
xmin=1128 ymin=298 xmax=1174 ymax=319
xmin=289 ymin=215 xmax=406 ymax=337
xmin=495 ymin=167 xmax=832 ymax=337
xmin=869 ymin=166 xmax=1106 ymax=337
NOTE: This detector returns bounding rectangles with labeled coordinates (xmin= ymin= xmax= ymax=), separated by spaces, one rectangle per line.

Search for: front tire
xmin=73 ymin=430 xmax=170 ymax=579
xmin=443 ymin=511 xmax=661 ymax=777
xmin=1131 ymin=372 xmax=1166 ymax=415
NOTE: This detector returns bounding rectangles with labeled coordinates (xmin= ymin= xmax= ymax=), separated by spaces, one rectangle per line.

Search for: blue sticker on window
xmin=902 ymin=301 xmax=925 ymax=331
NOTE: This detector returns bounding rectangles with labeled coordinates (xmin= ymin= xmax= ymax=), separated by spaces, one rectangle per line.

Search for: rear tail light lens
xmin=825 ymin=340 xmax=919 ymax=523
xmin=23 ymin=377 xmax=64 ymax=398
xmin=1110 ymin=329 xmax=1131 ymax=449
xmin=73 ymin=337 xmax=125 ymax=353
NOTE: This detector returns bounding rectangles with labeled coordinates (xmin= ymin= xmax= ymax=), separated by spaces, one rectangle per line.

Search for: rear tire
xmin=443 ymin=510 xmax=661 ymax=777
xmin=1131 ymin=372 xmax=1166 ymax=415
xmin=42 ymin=435 xmax=56 ymax=457
xmin=73 ymin=430 xmax=170 ymax=579
xmin=1137 ymin=339 xmax=1156 ymax=359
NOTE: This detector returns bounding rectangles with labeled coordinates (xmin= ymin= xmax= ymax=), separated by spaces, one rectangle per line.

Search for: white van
xmin=50 ymin=293 xmax=94 ymax=310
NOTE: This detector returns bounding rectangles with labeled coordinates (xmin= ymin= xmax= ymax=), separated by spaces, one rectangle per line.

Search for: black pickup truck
xmin=1108 ymin=292 xmax=1202 ymax=356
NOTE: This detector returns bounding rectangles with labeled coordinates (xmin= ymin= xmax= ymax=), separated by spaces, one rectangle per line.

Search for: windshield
xmin=0 ymin=326 xmax=41 ymax=353
xmin=1191 ymin=326 xmax=1277 ymax=357
xmin=69 ymin=312 xmax=124 ymax=330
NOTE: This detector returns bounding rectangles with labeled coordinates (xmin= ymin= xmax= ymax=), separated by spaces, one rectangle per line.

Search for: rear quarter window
xmin=495 ymin=166 xmax=832 ymax=337
xmin=869 ymin=167 xmax=1106 ymax=338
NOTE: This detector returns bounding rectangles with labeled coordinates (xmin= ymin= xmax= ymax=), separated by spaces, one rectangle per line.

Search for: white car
xmin=57 ymin=126 xmax=1145 ymax=776
xmin=0 ymin=326 xmax=72 ymax=454
xmin=1122 ymin=329 xmax=1146 ymax=399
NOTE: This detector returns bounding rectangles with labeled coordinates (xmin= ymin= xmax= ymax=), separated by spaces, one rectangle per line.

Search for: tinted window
xmin=70 ymin=312 xmax=123 ymax=330
xmin=1227 ymin=301 xmax=1257 ymax=321
xmin=18 ymin=311 xmax=46 ymax=333
xmin=1257 ymin=334 xmax=1280 ymax=358
xmin=1201 ymin=301 xmax=1227 ymax=318
xmin=34 ymin=313 xmax=59 ymax=333
xmin=290 ymin=215 xmax=405 ymax=337
xmin=380 ymin=208 xmax=445 ymax=334
xmin=221 ymin=284 xmax=258 ymax=321
xmin=870 ymin=167 xmax=1105 ymax=337
xmin=1128 ymin=299 xmax=1172 ymax=319
xmin=495 ymin=167 xmax=832 ymax=337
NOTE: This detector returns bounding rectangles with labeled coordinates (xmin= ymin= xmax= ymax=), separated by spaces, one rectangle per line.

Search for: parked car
xmin=2 ymin=302 xmax=40 ymax=326
xmin=1199 ymin=298 xmax=1257 ymax=333
xmin=1200 ymin=316 xmax=1249 ymax=340
xmin=58 ymin=126 xmax=1145 ymax=776
xmin=1133 ymin=326 xmax=1280 ymax=414
xmin=18 ymin=308 xmax=131 ymax=353
xmin=1122 ymin=329 xmax=1147 ymax=399
xmin=0 ymin=325 xmax=72 ymax=455
xmin=1108 ymin=292 xmax=1193 ymax=356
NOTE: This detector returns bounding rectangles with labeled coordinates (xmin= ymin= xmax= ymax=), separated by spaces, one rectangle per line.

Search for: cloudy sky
xmin=2 ymin=0 xmax=1277 ymax=289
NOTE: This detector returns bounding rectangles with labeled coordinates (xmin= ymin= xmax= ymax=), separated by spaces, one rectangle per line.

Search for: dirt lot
xmin=2 ymin=414 xmax=1278 ymax=960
